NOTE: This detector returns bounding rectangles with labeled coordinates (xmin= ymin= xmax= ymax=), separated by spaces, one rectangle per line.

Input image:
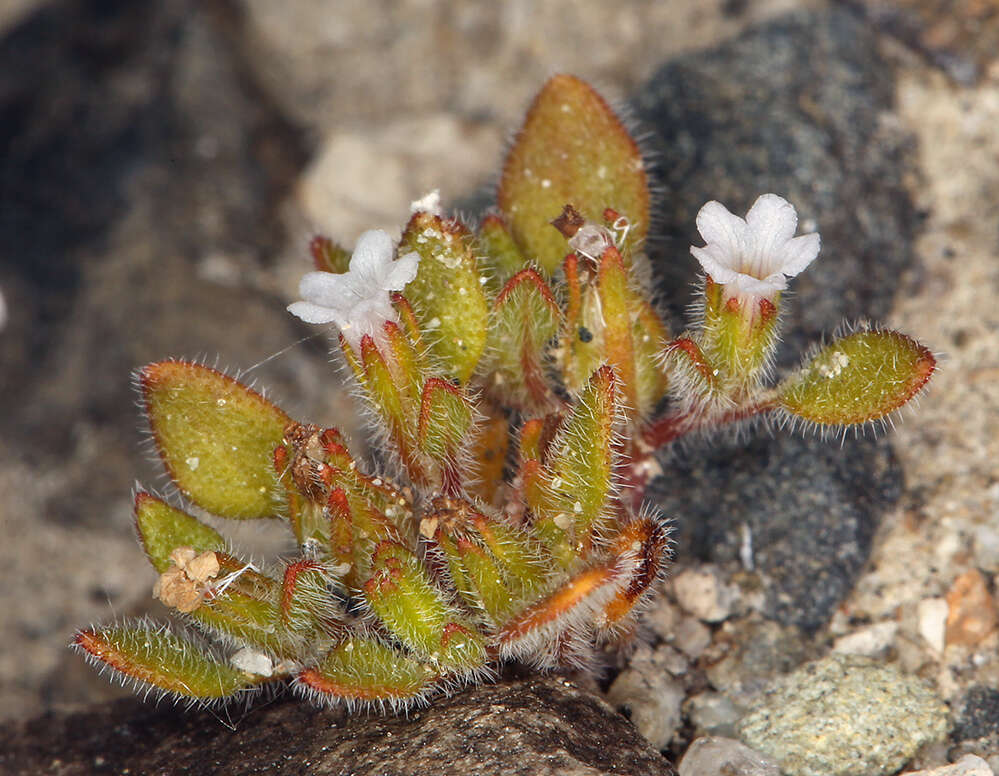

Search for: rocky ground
xmin=1 ymin=1 xmax=997 ymax=774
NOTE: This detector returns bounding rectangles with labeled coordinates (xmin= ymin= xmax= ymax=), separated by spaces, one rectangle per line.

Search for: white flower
xmin=288 ymin=229 xmax=420 ymax=351
xmin=690 ymin=194 xmax=820 ymax=298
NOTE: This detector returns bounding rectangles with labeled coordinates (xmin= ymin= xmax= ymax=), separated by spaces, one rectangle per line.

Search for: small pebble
xmin=972 ymin=526 xmax=999 ymax=574
xmin=673 ymin=565 xmax=735 ymax=623
xmin=704 ymin=615 xmax=810 ymax=709
xmin=606 ymin=665 xmax=684 ymax=750
xmin=946 ymin=570 xmax=998 ymax=647
xmin=955 ymin=685 xmax=999 ymax=741
xmin=899 ymin=754 xmax=994 ymax=776
xmin=832 ymin=620 xmax=898 ymax=658
xmin=673 ymin=616 xmax=713 ymax=659
xmin=917 ymin=597 xmax=949 ymax=653
xmin=644 ymin=596 xmax=682 ymax=641
xmin=678 ymin=736 xmax=780 ymax=776
xmin=685 ymin=691 xmax=744 ymax=738
xmin=659 ymin=644 xmax=690 ymax=676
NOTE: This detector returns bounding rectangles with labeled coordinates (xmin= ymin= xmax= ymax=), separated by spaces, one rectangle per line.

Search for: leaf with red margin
xmin=779 ymin=327 xmax=936 ymax=427
xmin=484 ymin=268 xmax=561 ymax=410
xmin=140 ymin=361 xmax=290 ymax=519
xmin=498 ymin=74 xmax=649 ymax=274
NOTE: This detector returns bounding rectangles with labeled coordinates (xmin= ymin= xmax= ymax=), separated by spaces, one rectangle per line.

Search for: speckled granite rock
xmin=955 ymin=686 xmax=999 ymax=742
xmin=0 ymin=678 xmax=674 ymax=776
xmin=637 ymin=6 xmax=912 ymax=634
xmin=737 ymin=653 xmax=950 ymax=776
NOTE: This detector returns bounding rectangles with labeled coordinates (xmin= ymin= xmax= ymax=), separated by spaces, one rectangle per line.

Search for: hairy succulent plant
xmin=73 ymin=75 xmax=936 ymax=712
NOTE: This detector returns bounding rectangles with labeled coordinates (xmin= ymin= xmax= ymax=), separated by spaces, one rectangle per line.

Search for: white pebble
xmin=832 ymin=621 xmax=898 ymax=658
xmin=917 ymin=597 xmax=949 ymax=653
xmin=898 ymin=754 xmax=994 ymax=776
xmin=672 ymin=566 xmax=735 ymax=623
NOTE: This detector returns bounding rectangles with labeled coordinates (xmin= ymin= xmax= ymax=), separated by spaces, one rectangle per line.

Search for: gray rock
xmin=645 ymin=596 xmax=683 ymax=642
xmin=0 ymin=678 xmax=675 ymax=776
xmin=703 ymin=614 xmax=812 ymax=710
xmin=973 ymin=524 xmax=999 ymax=575
xmin=607 ymin=659 xmax=686 ymax=751
xmin=737 ymin=653 xmax=950 ymax=776
xmin=672 ymin=616 xmax=712 ymax=660
xmin=900 ymin=754 xmax=995 ymax=776
xmin=678 ymin=737 xmax=780 ymax=776
xmin=959 ymin=686 xmax=999 ymax=735
xmin=954 ymin=685 xmax=999 ymax=755
xmin=684 ymin=692 xmax=744 ymax=739
xmin=637 ymin=7 xmax=912 ymax=634
xmin=0 ymin=0 xmax=318 ymax=534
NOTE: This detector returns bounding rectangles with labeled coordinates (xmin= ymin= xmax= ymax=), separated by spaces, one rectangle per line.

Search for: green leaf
xmin=73 ymin=622 xmax=265 ymax=701
xmin=351 ymin=334 xmax=426 ymax=484
xmin=297 ymin=636 xmax=436 ymax=708
xmin=597 ymin=515 xmax=671 ymax=638
xmin=595 ymin=247 xmax=637 ymax=416
xmin=545 ymin=365 xmax=620 ymax=549
xmin=431 ymin=500 xmax=547 ymax=623
xmin=559 ymin=253 xmax=606 ymax=397
xmin=631 ymin=298 xmax=671 ymax=416
xmin=436 ymin=531 xmax=512 ymax=622
xmin=477 ymin=214 xmax=528 ymax=290
xmin=399 ymin=212 xmax=489 ymax=383
xmin=134 ymin=492 xmax=226 ymax=573
xmin=495 ymin=557 xmax=625 ymax=663
xmin=186 ymin=551 xmax=314 ymax=660
xmin=279 ymin=559 xmax=347 ymax=636
xmin=362 ymin=541 xmax=487 ymax=673
xmin=779 ymin=327 xmax=936 ymax=426
xmin=484 ymin=268 xmax=561 ymax=409
xmin=498 ymin=74 xmax=650 ymax=274
xmin=417 ymin=377 xmax=475 ymax=464
xmin=140 ymin=361 xmax=290 ymax=519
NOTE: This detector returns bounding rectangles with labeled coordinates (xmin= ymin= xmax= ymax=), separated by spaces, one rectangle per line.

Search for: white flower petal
xmin=745 ymin=194 xmax=798 ymax=246
xmin=695 ymin=201 xmax=746 ymax=263
xmin=382 ymin=251 xmax=421 ymax=290
xmin=775 ymin=232 xmax=821 ymax=278
xmin=689 ymin=193 xmax=820 ymax=300
xmin=691 ymin=245 xmax=740 ymax=284
xmin=729 ymin=272 xmax=787 ymax=296
xmin=356 ymin=296 xmax=397 ymax=328
xmin=289 ymin=228 xmax=420 ymax=352
xmin=287 ymin=301 xmax=342 ymax=325
xmin=298 ymin=271 xmax=357 ymax=307
xmin=349 ymin=229 xmax=396 ymax=280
